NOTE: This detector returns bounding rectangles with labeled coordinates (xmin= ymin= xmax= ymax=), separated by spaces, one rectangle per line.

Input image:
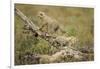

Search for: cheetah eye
xmin=40 ymin=13 xmax=43 ymax=16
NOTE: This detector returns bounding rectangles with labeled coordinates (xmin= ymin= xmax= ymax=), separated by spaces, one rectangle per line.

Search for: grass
xmin=15 ymin=4 xmax=94 ymax=65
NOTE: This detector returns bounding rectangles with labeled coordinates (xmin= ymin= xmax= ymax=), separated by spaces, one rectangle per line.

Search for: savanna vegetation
xmin=15 ymin=4 xmax=94 ymax=65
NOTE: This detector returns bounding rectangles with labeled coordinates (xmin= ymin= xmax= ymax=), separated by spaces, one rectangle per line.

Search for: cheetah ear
xmin=39 ymin=11 xmax=44 ymax=15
